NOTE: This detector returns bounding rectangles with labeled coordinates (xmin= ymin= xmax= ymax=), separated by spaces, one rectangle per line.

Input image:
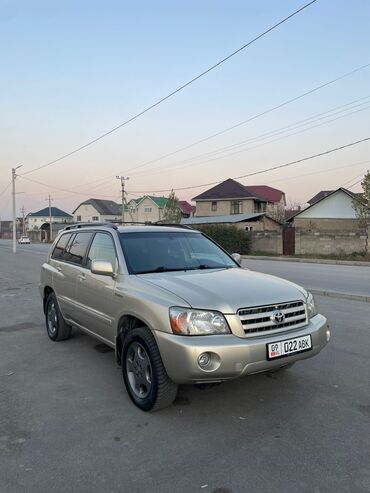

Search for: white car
xmin=18 ymin=236 xmax=30 ymax=244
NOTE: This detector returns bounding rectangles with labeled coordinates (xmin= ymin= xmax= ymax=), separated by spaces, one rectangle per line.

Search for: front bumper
xmin=154 ymin=314 xmax=329 ymax=384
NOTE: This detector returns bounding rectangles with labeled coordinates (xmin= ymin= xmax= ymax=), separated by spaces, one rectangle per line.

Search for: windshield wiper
xmin=136 ymin=266 xmax=191 ymax=274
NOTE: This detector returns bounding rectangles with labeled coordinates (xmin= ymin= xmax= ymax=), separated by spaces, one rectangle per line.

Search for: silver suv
xmin=40 ymin=223 xmax=330 ymax=411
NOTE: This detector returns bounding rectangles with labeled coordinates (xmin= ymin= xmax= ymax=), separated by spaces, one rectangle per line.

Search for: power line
xmin=18 ymin=175 xmax=120 ymax=199
xmin=0 ymin=181 xmax=12 ymax=198
xmin=20 ymin=0 xmax=318 ymax=177
xmin=128 ymin=137 xmax=370 ymax=194
xmin=125 ymin=61 xmax=370 ymax=175
xmin=130 ymin=97 xmax=370 ymax=177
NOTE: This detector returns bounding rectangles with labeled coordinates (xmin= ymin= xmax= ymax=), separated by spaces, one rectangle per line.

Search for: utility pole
xmin=45 ymin=194 xmax=53 ymax=242
xmin=12 ymin=165 xmax=22 ymax=253
xmin=116 ymin=176 xmax=129 ymax=222
xmin=20 ymin=206 xmax=26 ymax=236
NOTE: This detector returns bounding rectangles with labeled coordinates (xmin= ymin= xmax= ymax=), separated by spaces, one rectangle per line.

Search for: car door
xmin=74 ymin=232 xmax=118 ymax=344
xmin=52 ymin=231 xmax=93 ymax=323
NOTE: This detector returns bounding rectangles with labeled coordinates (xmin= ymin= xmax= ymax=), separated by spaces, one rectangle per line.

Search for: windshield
xmin=119 ymin=231 xmax=237 ymax=274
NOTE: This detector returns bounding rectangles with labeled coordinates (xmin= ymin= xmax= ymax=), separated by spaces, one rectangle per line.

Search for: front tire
xmin=122 ymin=327 xmax=178 ymax=411
xmin=45 ymin=292 xmax=72 ymax=341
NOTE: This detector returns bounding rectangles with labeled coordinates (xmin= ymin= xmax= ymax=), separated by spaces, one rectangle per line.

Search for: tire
xmin=45 ymin=292 xmax=72 ymax=341
xmin=121 ymin=327 xmax=178 ymax=411
xmin=268 ymin=362 xmax=295 ymax=373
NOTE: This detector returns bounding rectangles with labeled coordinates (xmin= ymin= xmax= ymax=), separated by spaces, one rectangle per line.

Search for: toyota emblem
xmin=271 ymin=310 xmax=285 ymax=324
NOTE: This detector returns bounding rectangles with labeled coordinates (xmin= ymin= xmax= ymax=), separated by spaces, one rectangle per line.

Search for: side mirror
xmin=231 ymin=253 xmax=241 ymax=265
xmin=91 ymin=259 xmax=115 ymax=277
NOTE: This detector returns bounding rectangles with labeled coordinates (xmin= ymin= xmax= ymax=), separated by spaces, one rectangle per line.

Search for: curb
xmin=310 ymin=289 xmax=370 ymax=303
xmin=242 ymin=255 xmax=370 ymax=267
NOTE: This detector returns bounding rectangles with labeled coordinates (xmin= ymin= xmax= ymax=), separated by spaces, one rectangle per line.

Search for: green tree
xmin=162 ymin=190 xmax=182 ymax=224
xmin=352 ymin=170 xmax=370 ymax=254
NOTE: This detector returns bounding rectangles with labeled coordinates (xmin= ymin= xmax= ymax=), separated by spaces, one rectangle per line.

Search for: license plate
xmin=267 ymin=335 xmax=312 ymax=360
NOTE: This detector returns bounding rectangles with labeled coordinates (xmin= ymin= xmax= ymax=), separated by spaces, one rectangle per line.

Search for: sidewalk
xmin=242 ymin=255 xmax=370 ymax=267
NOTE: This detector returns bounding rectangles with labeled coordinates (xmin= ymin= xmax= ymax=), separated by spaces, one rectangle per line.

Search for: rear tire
xmin=45 ymin=292 xmax=72 ymax=341
xmin=122 ymin=327 xmax=178 ymax=411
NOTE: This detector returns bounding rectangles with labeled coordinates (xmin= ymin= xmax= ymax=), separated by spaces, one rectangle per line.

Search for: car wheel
xmin=45 ymin=292 xmax=72 ymax=341
xmin=268 ymin=362 xmax=295 ymax=373
xmin=122 ymin=327 xmax=178 ymax=411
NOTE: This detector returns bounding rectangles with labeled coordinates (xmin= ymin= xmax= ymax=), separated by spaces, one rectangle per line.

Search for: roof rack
xmin=63 ymin=222 xmax=118 ymax=231
xmin=62 ymin=221 xmax=194 ymax=231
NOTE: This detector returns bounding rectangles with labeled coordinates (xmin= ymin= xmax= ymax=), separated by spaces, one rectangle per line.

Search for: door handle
xmin=78 ymin=274 xmax=86 ymax=281
xmin=56 ymin=266 xmax=62 ymax=273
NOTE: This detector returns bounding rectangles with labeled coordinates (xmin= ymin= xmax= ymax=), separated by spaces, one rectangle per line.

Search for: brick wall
xmin=295 ymin=229 xmax=368 ymax=255
xmin=249 ymin=231 xmax=283 ymax=254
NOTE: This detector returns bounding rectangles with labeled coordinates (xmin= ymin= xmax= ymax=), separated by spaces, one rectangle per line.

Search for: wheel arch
xmin=43 ymin=286 xmax=54 ymax=313
xmin=116 ymin=314 xmax=151 ymax=365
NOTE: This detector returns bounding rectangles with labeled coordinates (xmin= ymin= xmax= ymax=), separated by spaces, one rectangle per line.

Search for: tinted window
xmin=52 ymin=233 xmax=72 ymax=260
xmin=65 ymin=232 xmax=93 ymax=265
xmin=86 ymin=233 xmax=117 ymax=269
xmin=119 ymin=232 xmax=236 ymax=274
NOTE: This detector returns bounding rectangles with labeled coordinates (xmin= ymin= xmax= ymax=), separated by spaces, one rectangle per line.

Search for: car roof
xmin=61 ymin=224 xmax=199 ymax=234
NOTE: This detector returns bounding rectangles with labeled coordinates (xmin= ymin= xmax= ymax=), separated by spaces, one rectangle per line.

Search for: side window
xmin=65 ymin=232 xmax=93 ymax=265
xmin=86 ymin=233 xmax=117 ymax=270
xmin=52 ymin=233 xmax=72 ymax=260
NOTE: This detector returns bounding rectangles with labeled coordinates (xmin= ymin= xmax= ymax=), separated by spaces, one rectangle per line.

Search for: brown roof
xmin=307 ymin=188 xmax=353 ymax=205
xmin=192 ymin=178 xmax=260 ymax=201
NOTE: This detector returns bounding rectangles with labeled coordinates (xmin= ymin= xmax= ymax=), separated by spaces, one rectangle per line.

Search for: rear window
xmin=52 ymin=233 xmax=72 ymax=260
xmin=64 ymin=232 xmax=93 ymax=265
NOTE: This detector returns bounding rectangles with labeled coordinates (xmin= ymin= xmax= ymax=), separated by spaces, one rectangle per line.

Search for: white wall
xmin=26 ymin=215 xmax=72 ymax=230
xmin=299 ymin=191 xmax=356 ymax=219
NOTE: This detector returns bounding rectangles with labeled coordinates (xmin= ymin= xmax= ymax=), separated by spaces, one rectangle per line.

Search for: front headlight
xmin=306 ymin=292 xmax=317 ymax=318
xmin=169 ymin=307 xmax=230 ymax=335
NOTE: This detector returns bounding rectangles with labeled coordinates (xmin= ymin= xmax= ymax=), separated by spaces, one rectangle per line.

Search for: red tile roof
xmin=245 ymin=185 xmax=285 ymax=203
xmin=178 ymin=200 xmax=194 ymax=214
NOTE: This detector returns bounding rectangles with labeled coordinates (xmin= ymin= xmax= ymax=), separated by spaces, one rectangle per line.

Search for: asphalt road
xmin=242 ymin=258 xmax=370 ymax=298
xmin=1 ymin=240 xmax=370 ymax=493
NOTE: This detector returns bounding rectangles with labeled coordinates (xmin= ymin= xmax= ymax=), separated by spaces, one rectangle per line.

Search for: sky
xmin=0 ymin=0 xmax=370 ymax=219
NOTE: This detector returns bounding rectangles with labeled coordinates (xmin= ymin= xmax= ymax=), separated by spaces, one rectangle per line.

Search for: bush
xmin=191 ymin=224 xmax=251 ymax=255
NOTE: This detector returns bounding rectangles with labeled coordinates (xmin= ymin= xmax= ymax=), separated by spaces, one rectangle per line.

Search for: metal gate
xmin=283 ymin=227 xmax=295 ymax=255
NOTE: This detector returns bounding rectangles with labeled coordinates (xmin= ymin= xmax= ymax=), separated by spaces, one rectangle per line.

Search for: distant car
xmin=18 ymin=236 xmax=30 ymax=244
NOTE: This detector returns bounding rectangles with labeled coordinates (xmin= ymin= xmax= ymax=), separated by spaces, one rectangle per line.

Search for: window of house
xmin=92 ymin=216 xmax=99 ymax=221
xmin=144 ymin=207 xmax=152 ymax=213
xmin=230 ymin=201 xmax=242 ymax=214
xmin=211 ymin=201 xmax=217 ymax=211
xmin=245 ymin=226 xmax=253 ymax=231
xmin=76 ymin=215 xmax=82 ymax=222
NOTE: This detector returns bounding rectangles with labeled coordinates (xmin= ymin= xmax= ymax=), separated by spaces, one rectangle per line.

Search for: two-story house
xmin=26 ymin=207 xmax=73 ymax=231
xmin=124 ymin=196 xmax=168 ymax=223
xmin=192 ymin=178 xmax=281 ymax=216
xmin=73 ymin=199 xmax=121 ymax=223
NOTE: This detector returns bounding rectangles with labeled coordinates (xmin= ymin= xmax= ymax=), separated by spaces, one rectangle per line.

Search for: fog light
xmin=326 ymin=328 xmax=331 ymax=342
xmin=198 ymin=352 xmax=210 ymax=368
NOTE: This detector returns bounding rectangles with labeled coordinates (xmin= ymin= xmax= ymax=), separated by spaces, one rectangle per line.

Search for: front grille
xmin=238 ymin=300 xmax=308 ymax=337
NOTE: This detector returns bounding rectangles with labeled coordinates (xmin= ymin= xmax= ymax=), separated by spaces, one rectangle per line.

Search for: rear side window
xmin=52 ymin=233 xmax=72 ymax=260
xmin=64 ymin=232 xmax=93 ymax=265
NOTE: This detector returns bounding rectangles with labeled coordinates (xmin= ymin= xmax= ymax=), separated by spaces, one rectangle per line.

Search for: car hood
xmin=139 ymin=267 xmax=307 ymax=313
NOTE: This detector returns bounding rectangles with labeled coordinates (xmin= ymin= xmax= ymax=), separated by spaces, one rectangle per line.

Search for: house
xmin=124 ymin=195 xmax=168 ymax=223
xmin=26 ymin=207 xmax=73 ymax=231
xmin=178 ymin=200 xmax=195 ymax=218
xmin=181 ymin=212 xmax=281 ymax=231
xmin=73 ymin=199 xmax=121 ymax=223
xmin=290 ymin=188 xmax=361 ymax=230
xmin=192 ymin=178 xmax=285 ymax=219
